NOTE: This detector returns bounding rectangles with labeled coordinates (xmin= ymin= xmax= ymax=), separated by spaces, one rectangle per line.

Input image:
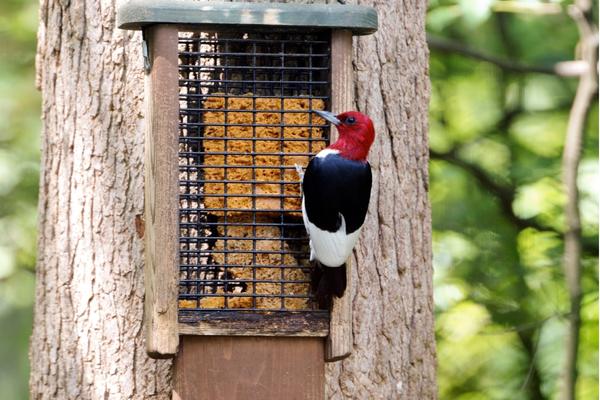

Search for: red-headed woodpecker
xmin=302 ymin=110 xmax=375 ymax=308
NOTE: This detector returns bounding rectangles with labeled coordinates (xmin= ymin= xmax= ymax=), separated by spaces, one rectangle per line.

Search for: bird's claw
xmin=294 ymin=163 xmax=304 ymax=180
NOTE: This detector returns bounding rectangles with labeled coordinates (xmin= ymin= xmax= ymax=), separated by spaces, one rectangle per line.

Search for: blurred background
xmin=428 ymin=1 xmax=597 ymax=399
xmin=0 ymin=0 xmax=597 ymax=399
xmin=0 ymin=0 xmax=39 ymax=398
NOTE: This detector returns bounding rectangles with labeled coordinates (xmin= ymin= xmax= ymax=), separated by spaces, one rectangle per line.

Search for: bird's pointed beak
xmin=314 ymin=110 xmax=341 ymax=126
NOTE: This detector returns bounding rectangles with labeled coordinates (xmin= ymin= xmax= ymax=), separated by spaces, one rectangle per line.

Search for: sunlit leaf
xmin=427 ymin=5 xmax=463 ymax=32
xmin=458 ymin=0 xmax=493 ymax=27
xmin=522 ymin=75 xmax=572 ymax=111
xmin=0 ymin=246 xmax=15 ymax=279
xmin=510 ymin=112 xmax=568 ymax=158
xmin=443 ymin=67 xmax=503 ymax=142
xmin=513 ymin=177 xmax=565 ymax=221
xmin=578 ymin=159 xmax=599 ymax=235
xmin=458 ymin=138 xmax=511 ymax=180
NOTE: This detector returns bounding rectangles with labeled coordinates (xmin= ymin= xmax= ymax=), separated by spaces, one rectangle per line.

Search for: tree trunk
xmin=29 ymin=0 xmax=172 ymax=398
xmin=325 ymin=1 xmax=435 ymax=398
xmin=561 ymin=3 xmax=597 ymax=400
xmin=30 ymin=0 xmax=434 ymax=398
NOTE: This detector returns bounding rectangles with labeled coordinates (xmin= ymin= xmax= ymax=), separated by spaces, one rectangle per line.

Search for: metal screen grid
xmin=177 ymin=31 xmax=331 ymax=319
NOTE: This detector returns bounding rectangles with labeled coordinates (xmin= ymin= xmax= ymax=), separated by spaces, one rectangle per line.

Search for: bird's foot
xmin=294 ymin=163 xmax=304 ymax=181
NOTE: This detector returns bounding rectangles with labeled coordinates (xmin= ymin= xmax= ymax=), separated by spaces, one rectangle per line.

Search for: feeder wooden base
xmin=174 ymin=336 xmax=324 ymax=400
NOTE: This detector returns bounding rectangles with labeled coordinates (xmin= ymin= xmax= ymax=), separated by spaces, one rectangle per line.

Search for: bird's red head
xmin=315 ymin=110 xmax=375 ymax=161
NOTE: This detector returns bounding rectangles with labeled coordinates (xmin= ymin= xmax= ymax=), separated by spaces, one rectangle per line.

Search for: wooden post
xmin=174 ymin=337 xmax=324 ymax=400
xmin=143 ymin=24 xmax=180 ymax=358
xmin=326 ymin=29 xmax=354 ymax=362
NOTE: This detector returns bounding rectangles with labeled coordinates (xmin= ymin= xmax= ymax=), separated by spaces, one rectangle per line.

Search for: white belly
xmin=302 ymin=198 xmax=361 ymax=267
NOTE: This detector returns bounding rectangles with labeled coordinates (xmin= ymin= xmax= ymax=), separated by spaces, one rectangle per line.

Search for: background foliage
xmin=0 ymin=0 xmax=596 ymax=399
xmin=0 ymin=0 xmax=39 ymax=398
xmin=428 ymin=1 xmax=598 ymax=399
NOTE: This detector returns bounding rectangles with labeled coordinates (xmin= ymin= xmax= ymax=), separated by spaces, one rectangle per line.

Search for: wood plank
xmin=117 ymin=1 xmax=378 ymax=35
xmin=174 ymin=337 xmax=324 ymax=400
xmin=178 ymin=311 xmax=329 ymax=337
xmin=326 ymin=259 xmax=353 ymax=361
xmin=143 ymin=24 xmax=180 ymax=358
xmin=327 ymin=29 xmax=354 ymax=362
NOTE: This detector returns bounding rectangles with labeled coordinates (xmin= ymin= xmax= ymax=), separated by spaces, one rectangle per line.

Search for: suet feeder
xmin=117 ymin=0 xmax=377 ymax=384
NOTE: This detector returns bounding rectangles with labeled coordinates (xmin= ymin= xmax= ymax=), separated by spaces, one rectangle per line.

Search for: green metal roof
xmin=117 ymin=1 xmax=378 ymax=35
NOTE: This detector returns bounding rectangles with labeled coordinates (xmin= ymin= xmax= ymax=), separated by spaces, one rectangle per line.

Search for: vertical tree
xmin=29 ymin=1 xmax=434 ymax=398
xmin=29 ymin=1 xmax=172 ymax=397
xmin=561 ymin=2 xmax=597 ymax=399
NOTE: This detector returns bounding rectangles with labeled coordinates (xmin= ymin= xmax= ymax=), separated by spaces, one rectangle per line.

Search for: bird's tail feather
xmin=310 ymin=261 xmax=347 ymax=309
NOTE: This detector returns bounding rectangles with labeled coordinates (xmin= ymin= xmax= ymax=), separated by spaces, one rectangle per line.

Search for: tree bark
xmin=30 ymin=0 xmax=434 ymax=398
xmin=29 ymin=0 xmax=172 ymax=398
xmin=325 ymin=1 xmax=435 ymax=398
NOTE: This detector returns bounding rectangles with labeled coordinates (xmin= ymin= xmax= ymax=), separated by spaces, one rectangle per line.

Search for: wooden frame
xmin=141 ymin=26 xmax=364 ymax=363
xmin=143 ymin=25 xmax=180 ymax=358
xmin=327 ymin=30 xmax=354 ymax=362
xmin=179 ymin=312 xmax=329 ymax=337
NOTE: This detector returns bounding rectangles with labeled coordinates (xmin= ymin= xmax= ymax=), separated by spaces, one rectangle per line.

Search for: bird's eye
xmin=346 ymin=116 xmax=356 ymax=124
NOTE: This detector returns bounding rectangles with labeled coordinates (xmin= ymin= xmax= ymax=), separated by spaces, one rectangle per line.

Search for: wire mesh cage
xmin=177 ymin=31 xmax=331 ymax=323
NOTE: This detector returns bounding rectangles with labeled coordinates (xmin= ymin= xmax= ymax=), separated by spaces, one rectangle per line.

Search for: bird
xmin=301 ymin=110 xmax=375 ymax=308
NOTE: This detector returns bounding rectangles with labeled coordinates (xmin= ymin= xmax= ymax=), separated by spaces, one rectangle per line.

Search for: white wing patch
xmin=302 ymin=198 xmax=361 ymax=267
xmin=315 ymin=148 xmax=340 ymax=159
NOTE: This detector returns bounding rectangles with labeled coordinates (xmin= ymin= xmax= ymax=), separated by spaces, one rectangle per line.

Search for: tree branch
xmin=560 ymin=2 xmax=598 ymax=399
xmin=430 ymin=148 xmax=536 ymax=232
xmin=427 ymin=34 xmax=587 ymax=77
xmin=481 ymin=293 xmax=598 ymax=336
xmin=517 ymin=330 xmax=547 ymax=400
xmin=430 ymin=148 xmax=598 ymax=257
xmin=491 ymin=1 xmax=563 ymax=16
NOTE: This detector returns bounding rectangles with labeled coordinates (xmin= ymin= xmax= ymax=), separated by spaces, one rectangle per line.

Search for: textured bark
xmin=325 ymin=1 xmax=435 ymax=398
xmin=30 ymin=0 xmax=433 ymax=398
xmin=29 ymin=0 xmax=172 ymax=398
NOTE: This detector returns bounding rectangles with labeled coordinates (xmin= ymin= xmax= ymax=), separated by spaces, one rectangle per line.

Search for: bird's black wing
xmin=302 ymin=153 xmax=372 ymax=234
